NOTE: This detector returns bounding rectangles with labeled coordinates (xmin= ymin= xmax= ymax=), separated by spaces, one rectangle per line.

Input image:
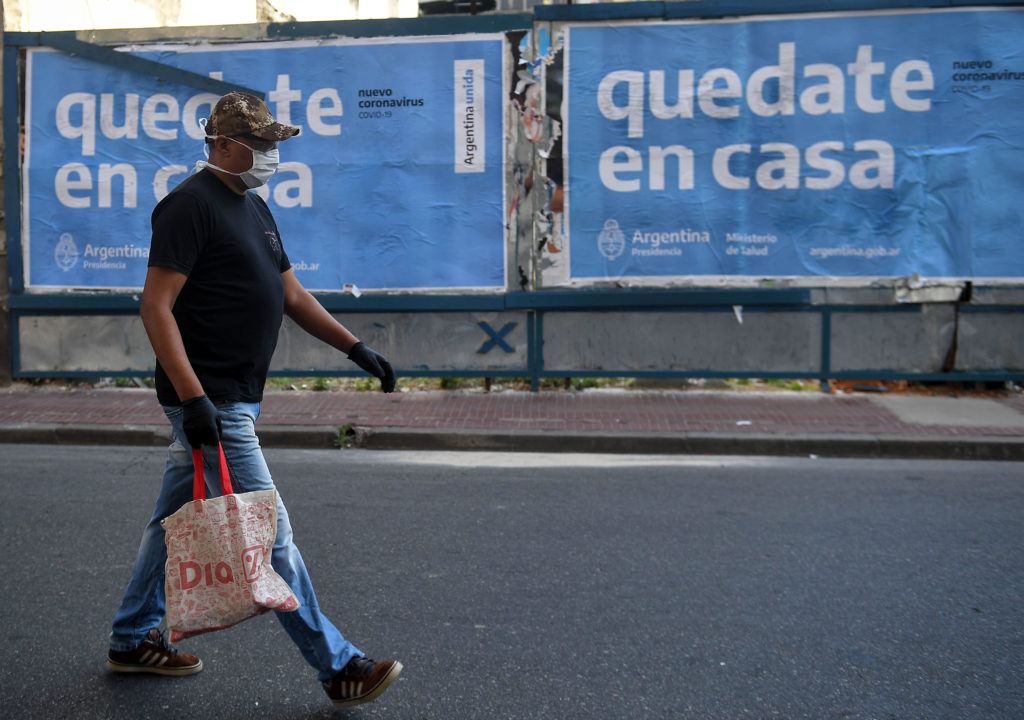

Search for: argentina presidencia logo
xmin=597 ymin=219 xmax=626 ymax=261
xmin=55 ymin=232 xmax=79 ymax=271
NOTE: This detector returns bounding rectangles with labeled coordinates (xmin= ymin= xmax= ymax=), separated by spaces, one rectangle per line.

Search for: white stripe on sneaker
xmin=340 ymin=681 xmax=364 ymax=699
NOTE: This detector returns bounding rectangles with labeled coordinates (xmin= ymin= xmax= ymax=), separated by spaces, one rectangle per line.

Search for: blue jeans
xmin=110 ymin=401 xmax=361 ymax=681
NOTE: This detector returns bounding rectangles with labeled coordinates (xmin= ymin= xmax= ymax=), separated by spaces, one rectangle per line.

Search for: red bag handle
xmin=191 ymin=443 xmax=234 ymax=500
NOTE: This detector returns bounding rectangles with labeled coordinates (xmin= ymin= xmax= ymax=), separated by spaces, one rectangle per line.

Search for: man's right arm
xmin=140 ymin=266 xmax=221 ymax=448
xmin=140 ymin=266 xmax=203 ymax=402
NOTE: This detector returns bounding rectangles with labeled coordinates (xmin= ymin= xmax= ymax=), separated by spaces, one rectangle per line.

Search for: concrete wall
xmin=14 ymin=302 xmax=1022 ymax=379
xmin=828 ymin=306 xmax=954 ymax=375
xmin=542 ymin=311 xmax=822 ymax=374
xmin=15 ymin=311 xmax=531 ymax=376
xmin=271 ymin=312 xmax=529 ymax=373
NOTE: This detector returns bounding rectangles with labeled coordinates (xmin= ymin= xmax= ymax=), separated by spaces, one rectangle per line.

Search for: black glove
xmin=348 ymin=342 xmax=396 ymax=393
xmin=181 ymin=394 xmax=222 ymax=449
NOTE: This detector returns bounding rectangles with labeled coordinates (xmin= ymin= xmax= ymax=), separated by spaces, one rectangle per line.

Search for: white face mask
xmin=197 ymin=135 xmax=279 ymax=188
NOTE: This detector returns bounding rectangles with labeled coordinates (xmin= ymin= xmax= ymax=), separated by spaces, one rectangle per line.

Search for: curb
xmin=0 ymin=423 xmax=173 ymax=447
xmin=353 ymin=427 xmax=1024 ymax=460
xmin=2 ymin=423 xmax=1024 ymax=460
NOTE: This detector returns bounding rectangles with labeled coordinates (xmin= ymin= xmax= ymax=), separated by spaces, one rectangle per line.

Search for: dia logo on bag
xmin=177 ymin=546 xmax=266 ymax=589
xmin=242 ymin=546 xmax=266 ymax=582
xmin=178 ymin=560 xmax=234 ymax=589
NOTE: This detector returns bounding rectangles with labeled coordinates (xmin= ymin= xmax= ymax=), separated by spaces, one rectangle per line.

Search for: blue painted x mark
xmin=477 ymin=321 xmax=517 ymax=354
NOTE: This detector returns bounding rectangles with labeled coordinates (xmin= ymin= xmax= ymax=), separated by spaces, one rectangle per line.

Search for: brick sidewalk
xmin=2 ymin=386 xmax=1023 ymax=438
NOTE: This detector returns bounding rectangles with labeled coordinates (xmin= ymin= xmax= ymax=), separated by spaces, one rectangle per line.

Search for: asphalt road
xmin=1 ymin=445 xmax=1021 ymax=719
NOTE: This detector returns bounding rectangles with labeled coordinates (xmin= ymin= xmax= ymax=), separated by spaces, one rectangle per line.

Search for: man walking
xmin=106 ymin=92 xmax=401 ymax=709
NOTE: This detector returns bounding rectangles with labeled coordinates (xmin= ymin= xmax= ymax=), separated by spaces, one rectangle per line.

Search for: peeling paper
xmin=514 ymin=68 xmax=536 ymax=96
xmin=535 ymin=27 xmax=552 ymax=65
xmin=538 ymin=118 xmax=562 ymax=160
xmin=512 ymin=27 xmax=570 ymax=290
xmin=535 ymin=209 xmax=562 ymax=255
xmin=518 ymin=28 xmax=561 ymax=78
xmin=518 ymin=33 xmax=530 ymax=65
xmin=518 ymin=83 xmax=545 ymax=143
xmin=342 ymin=283 xmax=361 ymax=298
xmin=543 ymin=28 xmax=565 ymax=65
xmin=893 ymin=274 xmax=965 ymax=303
xmin=733 ymin=305 xmax=744 ymax=324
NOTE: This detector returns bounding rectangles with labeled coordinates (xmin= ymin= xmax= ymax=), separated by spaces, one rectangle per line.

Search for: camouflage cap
xmin=206 ymin=91 xmax=300 ymax=141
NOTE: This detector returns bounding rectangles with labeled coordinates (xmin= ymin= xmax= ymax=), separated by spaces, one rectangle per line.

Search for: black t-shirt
xmin=149 ymin=169 xmax=291 ymax=405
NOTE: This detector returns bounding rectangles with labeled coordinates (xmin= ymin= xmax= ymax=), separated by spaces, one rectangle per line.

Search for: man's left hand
xmin=347 ymin=342 xmax=396 ymax=393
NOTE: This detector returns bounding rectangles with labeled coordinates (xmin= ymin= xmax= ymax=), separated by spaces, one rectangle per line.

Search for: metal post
xmin=0 ymin=3 xmax=11 ymax=387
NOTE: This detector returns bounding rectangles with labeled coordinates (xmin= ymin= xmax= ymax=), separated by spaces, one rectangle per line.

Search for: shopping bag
xmin=162 ymin=443 xmax=299 ymax=642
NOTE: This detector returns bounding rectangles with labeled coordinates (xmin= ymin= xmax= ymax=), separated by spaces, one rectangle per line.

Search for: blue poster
xmin=24 ymin=36 xmax=505 ymax=290
xmin=565 ymin=8 xmax=1024 ymax=282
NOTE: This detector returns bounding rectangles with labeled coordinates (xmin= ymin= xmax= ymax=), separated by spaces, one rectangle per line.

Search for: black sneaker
xmin=323 ymin=656 xmax=402 ymax=707
xmin=106 ymin=628 xmax=203 ymax=676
